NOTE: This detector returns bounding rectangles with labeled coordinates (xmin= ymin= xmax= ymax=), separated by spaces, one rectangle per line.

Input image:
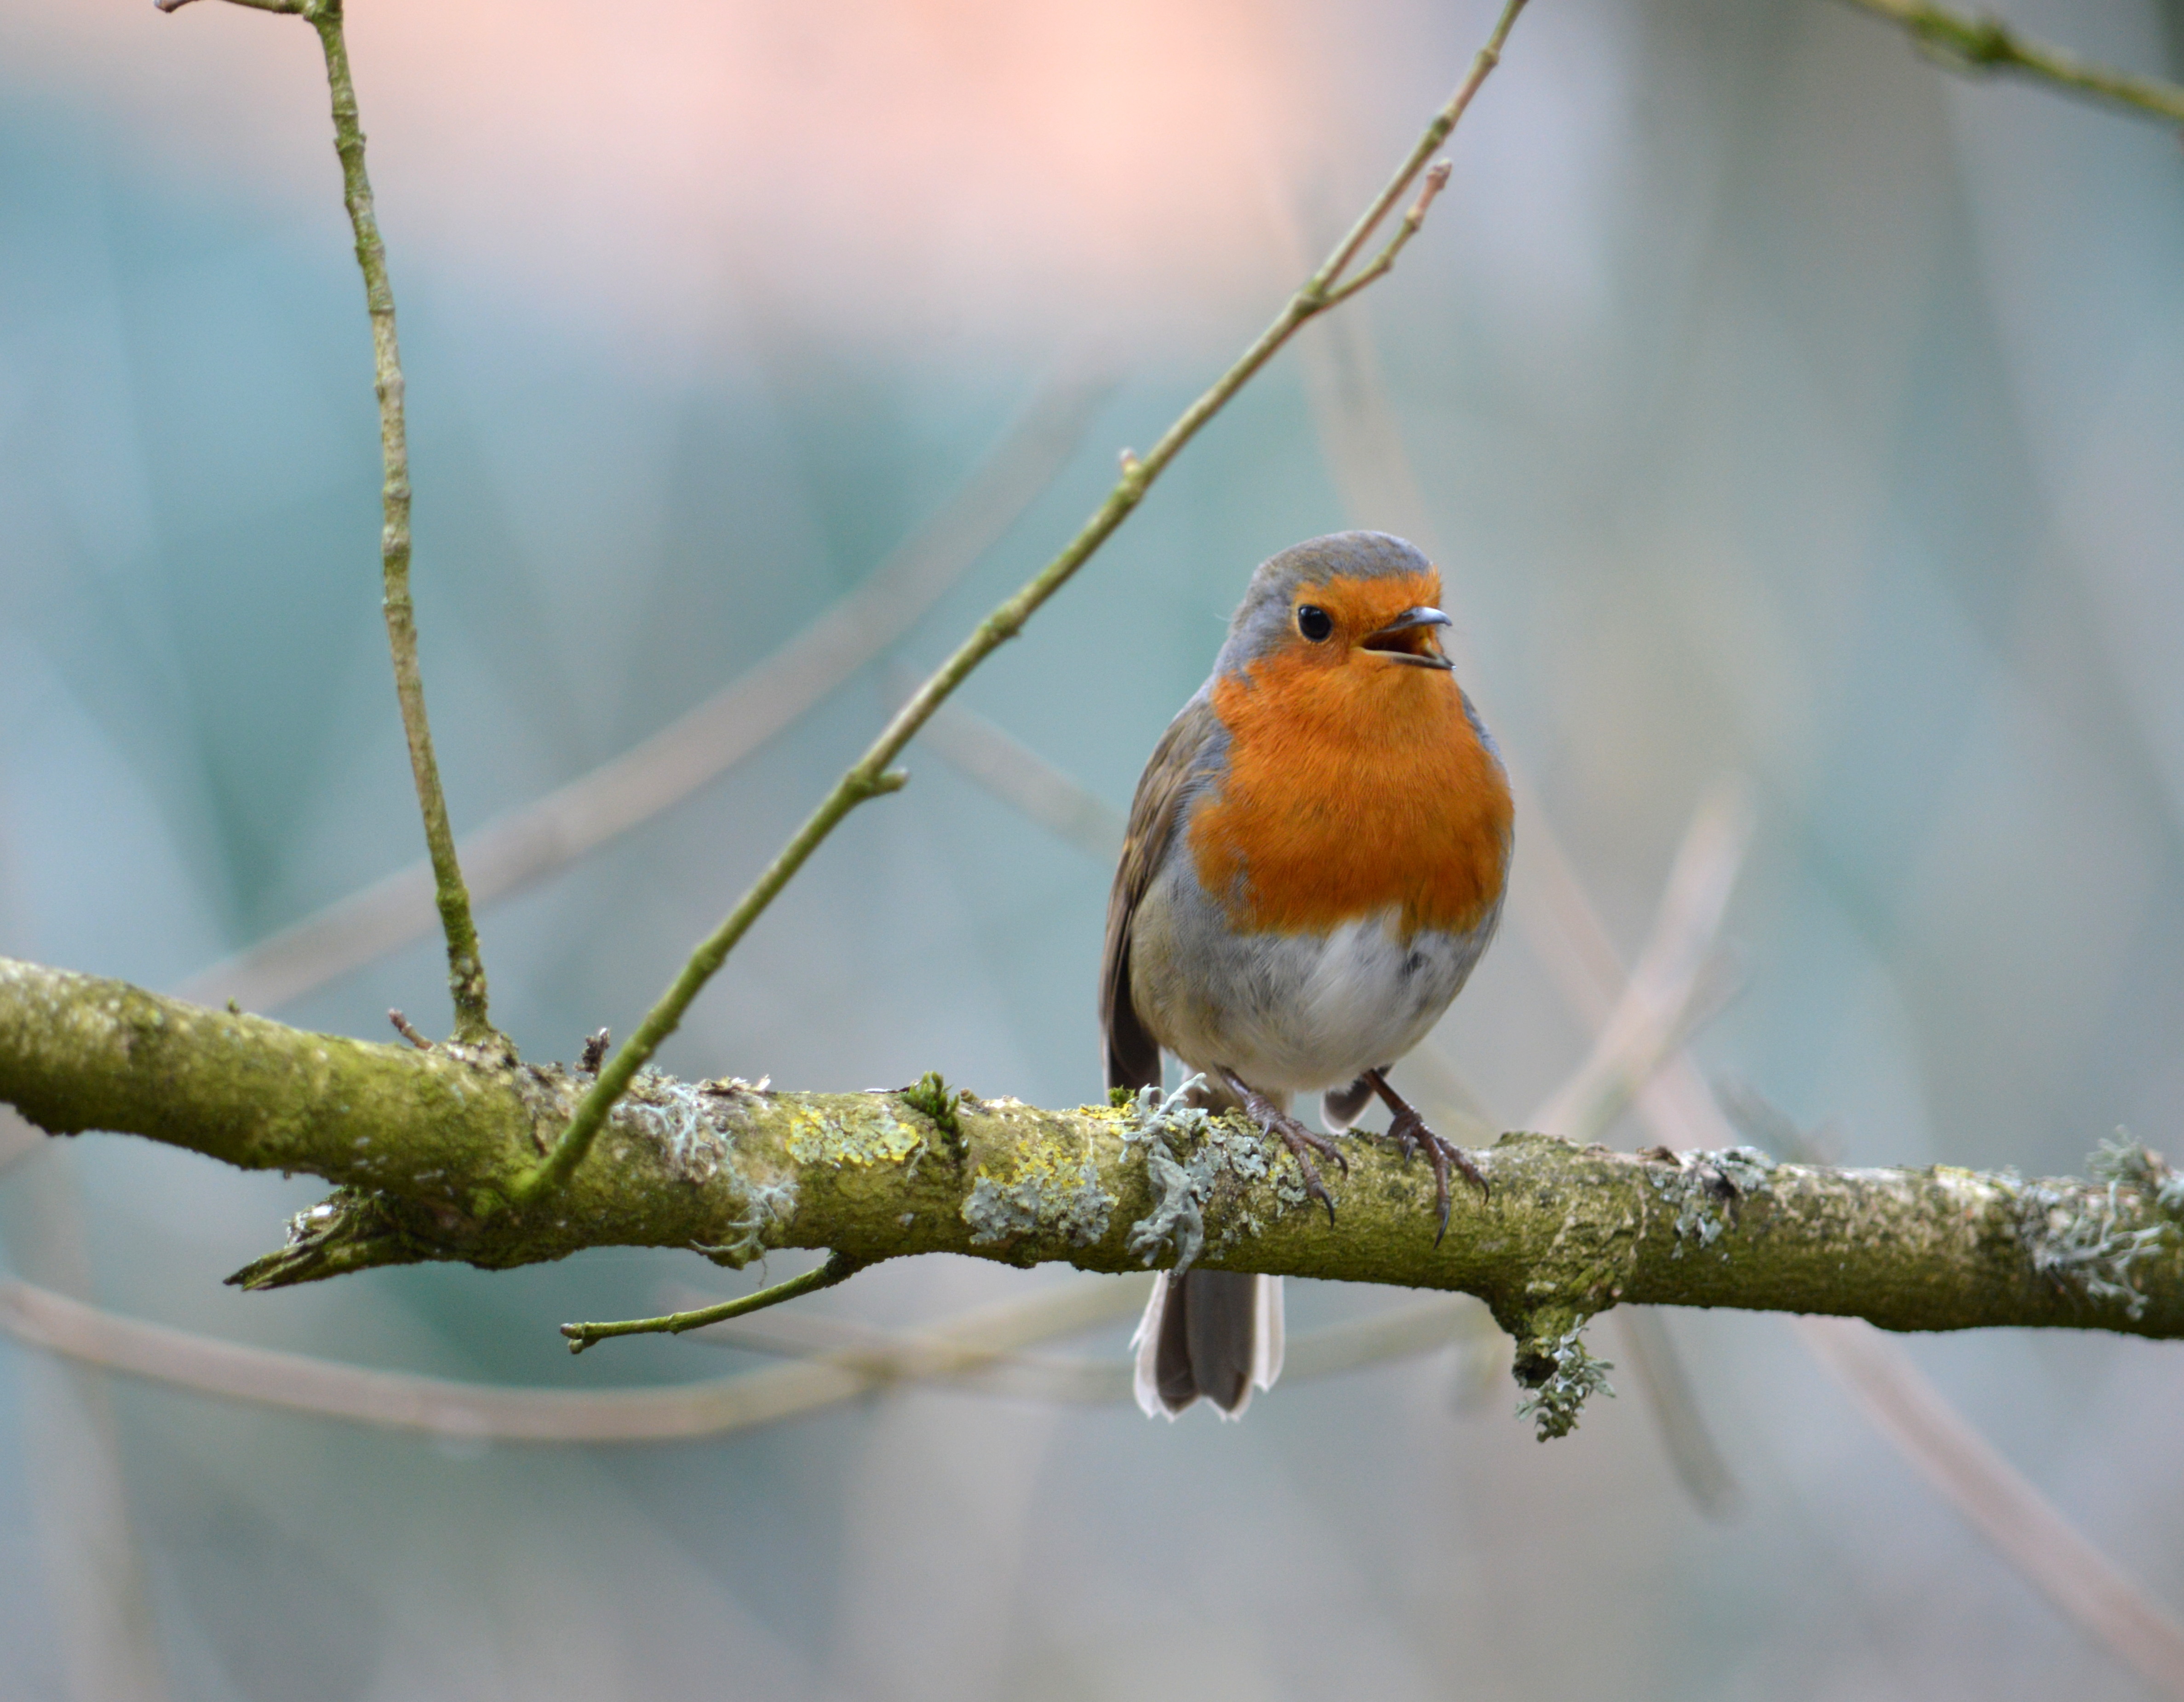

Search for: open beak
xmin=1361 ymin=605 xmax=1454 ymax=669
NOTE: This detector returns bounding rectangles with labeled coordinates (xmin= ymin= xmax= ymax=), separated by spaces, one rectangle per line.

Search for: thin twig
xmin=163 ymin=0 xmax=498 ymax=1036
xmin=1320 ymin=160 xmax=1453 ymax=313
xmin=173 ymin=371 xmax=1106 ymax=1017
xmin=518 ymin=0 xmax=1533 ymax=1209
xmin=294 ymin=2 xmax=500 ymax=1043
xmin=560 ymin=1251 xmax=864 ymax=1354
xmin=1837 ymin=0 xmax=2184 ymax=128
xmin=170 ymin=0 xmax=497 ymax=1037
xmin=1304 ymin=11 xmax=1521 ymax=296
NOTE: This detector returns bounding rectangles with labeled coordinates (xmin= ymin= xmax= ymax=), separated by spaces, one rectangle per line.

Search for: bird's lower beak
xmin=1361 ymin=606 xmax=1454 ymax=669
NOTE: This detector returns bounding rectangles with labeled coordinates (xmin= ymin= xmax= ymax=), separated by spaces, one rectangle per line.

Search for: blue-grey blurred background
xmin=3 ymin=0 xmax=2183 ymax=1696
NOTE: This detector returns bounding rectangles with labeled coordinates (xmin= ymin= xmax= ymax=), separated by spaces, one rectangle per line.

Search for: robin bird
xmin=1102 ymin=530 xmax=1513 ymax=1418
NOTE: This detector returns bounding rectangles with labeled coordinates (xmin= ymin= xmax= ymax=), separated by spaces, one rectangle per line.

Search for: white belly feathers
xmin=1127 ymin=855 xmax=1499 ymax=1094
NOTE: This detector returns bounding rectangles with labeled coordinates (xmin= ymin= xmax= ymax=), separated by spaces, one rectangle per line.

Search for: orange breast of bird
xmin=1188 ymin=650 xmax=1512 ymax=941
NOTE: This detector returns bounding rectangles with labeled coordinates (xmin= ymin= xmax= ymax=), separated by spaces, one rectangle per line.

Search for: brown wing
xmin=1101 ymin=692 xmax=1219 ymax=1093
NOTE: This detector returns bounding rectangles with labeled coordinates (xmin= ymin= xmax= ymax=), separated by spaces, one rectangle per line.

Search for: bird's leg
xmin=1215 ymin=1065 xmax=1346 ymax=1226
xmin=1364 ymin=1067 xmax=1488 ymax=1245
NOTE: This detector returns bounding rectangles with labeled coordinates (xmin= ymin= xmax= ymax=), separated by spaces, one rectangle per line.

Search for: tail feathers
xmin=1321 ymin=1073 xmax=1375 ymax=1131
xmin=1130 ymin=1270 xmax=1284 ymax=1420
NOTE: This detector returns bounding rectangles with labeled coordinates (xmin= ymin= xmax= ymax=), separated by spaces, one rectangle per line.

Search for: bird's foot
xmin=1217 ymin=1066 xmax=1345 ymax=1226
xmin=1366 ymin=1068 xmax=1487 ymax=1245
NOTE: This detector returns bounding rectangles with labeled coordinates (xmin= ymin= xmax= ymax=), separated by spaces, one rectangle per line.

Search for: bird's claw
xmin=1221 ymin=1067 xmax=1344 ymax=1224
xmin=1273 ymin=1124 xmax=1344 ymax=1225
xmin=1376 ymin=1094 xmax=1488 ymax=1247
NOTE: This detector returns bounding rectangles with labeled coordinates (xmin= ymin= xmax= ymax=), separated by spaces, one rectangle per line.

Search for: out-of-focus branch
xmin=1837 ymin=0 xmax=2184 ymax=128
xmin=520 ymin=0 xmax=1534 ymax=1211
xmin=0 ymin=1106 xmax=36 ymax=1176
xmin=1528 ymin=781 xmax=1753 ymax=1140
xmin=176 ymin=372 xmax=1107 ymax=1017
xmin=1520 ymin=796 xmax=2184 ymax=1685
xmin=888 ymin=670 xmax=1127 ymax=864
xmin=686 ymin=1288 xmax=1493 ymax=1398
xmin=1798 ymin=1314 xmax=2184 ymax=1698
xmin=0 ymin=1270 xmax=1494 ymax=1443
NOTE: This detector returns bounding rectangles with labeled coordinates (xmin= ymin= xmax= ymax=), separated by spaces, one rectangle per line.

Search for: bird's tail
xmin=1127 ymin=1072 xmax=1285 ymax=1420
xmin=1131 ymin=1268 xmax=1284 ymax=1420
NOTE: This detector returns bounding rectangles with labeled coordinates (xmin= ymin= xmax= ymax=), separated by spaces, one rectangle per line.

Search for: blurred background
xmin=2 ymin=0 xmax=2183 ymax=1695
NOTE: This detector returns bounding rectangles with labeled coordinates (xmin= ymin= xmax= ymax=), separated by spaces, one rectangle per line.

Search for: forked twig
xmin=1527 ymin=781 xmax=1755 ymax=1137
xmin=1319 ymin=160 xmax=1454 ymax=313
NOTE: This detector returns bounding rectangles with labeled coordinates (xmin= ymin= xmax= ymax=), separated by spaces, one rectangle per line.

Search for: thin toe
xmin=1449 ymin=1142 xmax=1490 ymax=1199
xmin=1292 ymin=1153 xmax=1337 ymax=1225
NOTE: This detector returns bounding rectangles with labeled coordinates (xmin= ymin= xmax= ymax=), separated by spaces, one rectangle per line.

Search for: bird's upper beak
xmin=1360 ymin=605 xmax=1454 ymax=669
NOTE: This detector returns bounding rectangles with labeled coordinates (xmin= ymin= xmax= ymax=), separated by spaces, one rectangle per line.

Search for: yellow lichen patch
xmin=785 ymin=1100 xmax=923 ymax=1168
xmin=962 ymin=1119 xmax=1114 ymax=1251
xmin=1000 ymin=1136 xmax=1092 ymax=1193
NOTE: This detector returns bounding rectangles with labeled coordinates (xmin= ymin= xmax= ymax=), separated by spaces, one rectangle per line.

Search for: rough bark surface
xmin=6 ymin=956 xmax=2181 ymax=1375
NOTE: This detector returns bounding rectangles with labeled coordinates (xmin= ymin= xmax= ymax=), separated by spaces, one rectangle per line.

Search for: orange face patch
xmin=1188 ymin=571 xmax=1512 ymax=938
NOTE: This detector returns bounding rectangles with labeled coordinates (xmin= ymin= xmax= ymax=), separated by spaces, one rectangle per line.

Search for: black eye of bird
xmin=1296 ymin=605 xmax=1332 ymax=642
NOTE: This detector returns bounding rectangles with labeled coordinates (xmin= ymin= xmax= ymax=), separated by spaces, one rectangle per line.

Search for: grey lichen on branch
xmin=9 ymin=957 xmax=2184 ymax=1432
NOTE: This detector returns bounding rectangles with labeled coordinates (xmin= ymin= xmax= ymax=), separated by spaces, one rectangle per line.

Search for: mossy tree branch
xmin=7 ymin=956 xmax=2184 ymax=1391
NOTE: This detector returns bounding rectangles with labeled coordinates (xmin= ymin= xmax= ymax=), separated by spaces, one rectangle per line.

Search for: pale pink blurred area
xmin=13 ymin=0 xmax=1385 ymax=357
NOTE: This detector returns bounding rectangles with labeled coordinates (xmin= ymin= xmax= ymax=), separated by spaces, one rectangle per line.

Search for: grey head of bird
xmin=1212 ymin=530 xmax=1456 ymax=680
